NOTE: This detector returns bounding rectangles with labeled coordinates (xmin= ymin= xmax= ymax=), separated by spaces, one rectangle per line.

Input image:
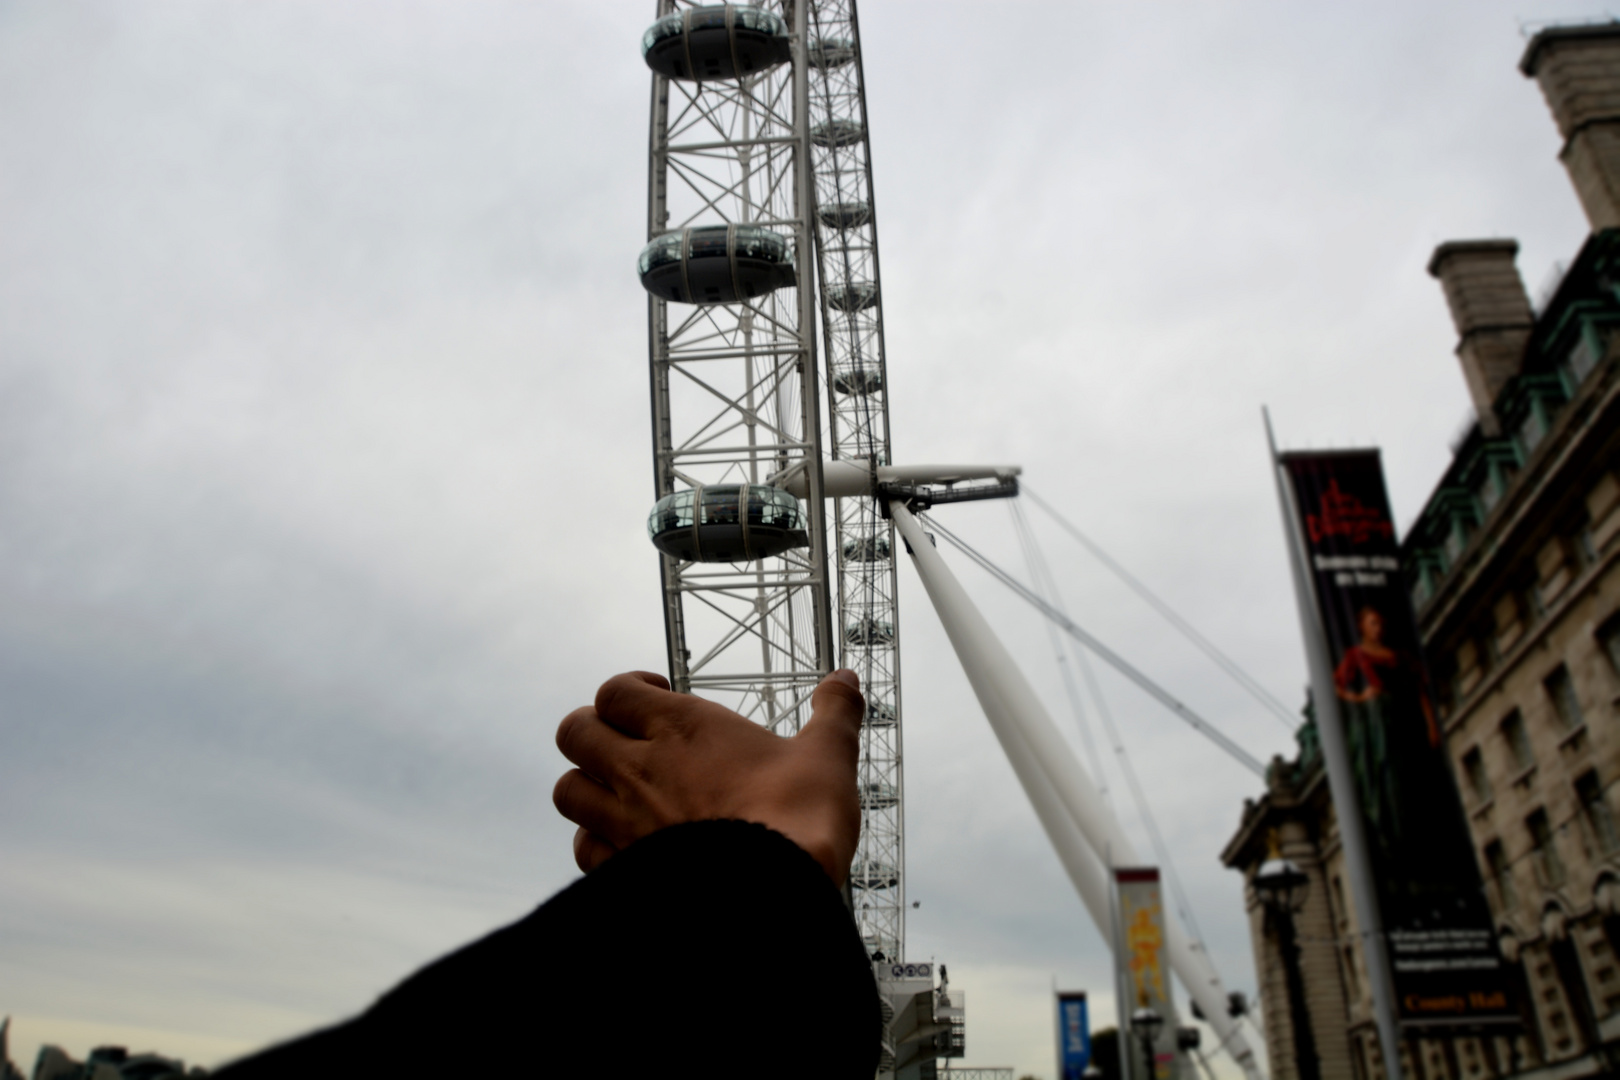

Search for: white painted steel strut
xmin=890 ymin=501 xmax=1264 ymax=1080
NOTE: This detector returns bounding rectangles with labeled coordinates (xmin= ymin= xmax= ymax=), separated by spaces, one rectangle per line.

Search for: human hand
xmin=553 ymin=669 xmax=865 ymax=885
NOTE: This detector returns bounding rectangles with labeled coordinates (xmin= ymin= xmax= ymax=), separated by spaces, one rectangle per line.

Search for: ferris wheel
xmin=631 ymin=7 xmax=1266 ymax=1079
xmin=636 ymin=0 xmax=906 ymax=964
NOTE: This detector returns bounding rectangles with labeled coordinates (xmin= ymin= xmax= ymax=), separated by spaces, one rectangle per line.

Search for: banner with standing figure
xmin=1281 ymin=450 xmax=1514 ymax=1029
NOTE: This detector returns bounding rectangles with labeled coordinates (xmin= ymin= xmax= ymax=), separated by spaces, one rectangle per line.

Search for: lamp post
xmin=1254 ymin=856 xmax=1321 ymax=1080
xmin=1131 ymin=1006 xmax=1163 ymax=1080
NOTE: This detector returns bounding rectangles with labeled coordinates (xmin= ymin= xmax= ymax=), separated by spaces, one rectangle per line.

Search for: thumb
xmin=798 ymin=669 xmax=864 ymax=758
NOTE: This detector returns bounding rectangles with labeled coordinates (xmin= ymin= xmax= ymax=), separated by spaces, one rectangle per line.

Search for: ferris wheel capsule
xmin=817 ymin=201 xmax=872 ymax=230
xmin=832 ymin=365 xmax=885 ymax=396
xmin=841 ymin=532 xmax=892 ymax=560
xmin=637 ymin=224 xmax=797 ymax=305
xmin=647 ymin=484 xmax=809 ymax=563
xmin=811 ymin=119 xmax=866 ymax=148
xmin=850 ymin=858 xmax=899 ymax=890
xmin=860 ymin=782 xmax=900 ymax=810
xmin=866 ymin=702 xmax=898 ymax=728
xmin=808 ymin=37 xmax=857 ymax=69
xmin=641 ymin=5 xmax=791 ymax=82
xmin=844 ymin=617 xmax=896 ymax=647
xmin=826 ymin=282 xmax=879 ymax=312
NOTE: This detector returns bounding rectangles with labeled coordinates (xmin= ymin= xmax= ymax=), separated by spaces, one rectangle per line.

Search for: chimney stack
xmin=1427 ymin=240 xmax=1534 ymax=436
xmin=1522 ymin=23 xmax=1620 ymax=230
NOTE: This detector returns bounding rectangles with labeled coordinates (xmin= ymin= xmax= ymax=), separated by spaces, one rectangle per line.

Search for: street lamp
xmin=1131 ymin=1006 xmax=1163 ymax=1080
xmin=1254 ymin=856 xmax=1321 ymax=1080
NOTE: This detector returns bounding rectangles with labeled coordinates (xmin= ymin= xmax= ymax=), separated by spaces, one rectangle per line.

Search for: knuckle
xmin=552 ymin=769 xmax=582 ymax=814
xmin=630 ymin=669 xmax=670 ymax=691
xmin=817 ymin=679 xmax=865 ymax=716
xmin=594 ymin=672 xmax=641 ymax=716
xmin=555 ymin=707 xmax=592 ymax=756
xmin=596 ymin=671 xmax=676 ymax=730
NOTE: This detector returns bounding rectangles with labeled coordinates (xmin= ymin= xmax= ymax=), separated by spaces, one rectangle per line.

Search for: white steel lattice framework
xmin=644 ymin=3 xmax=833 ymax=728
xmin=803 ymin=0 xmax=905 ymax=963
xmin=643 ymin=0 xmax=905 ymax=963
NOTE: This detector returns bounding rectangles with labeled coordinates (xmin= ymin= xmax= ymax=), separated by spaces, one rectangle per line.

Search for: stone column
xmin=1427 ymin=240 xmax=1534 ymax=436
xmin=1522 ymin=23 xmax=1620 ymax=231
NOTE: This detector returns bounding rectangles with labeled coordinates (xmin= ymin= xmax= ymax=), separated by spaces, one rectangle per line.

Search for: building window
xmin=1503 ymin=710 xmax=1535 ymax=772
xmin=1463 ymin=747 xmax=1493 ymax=804
xmin=1566 ymin=331 xmax=1601 ymax=386
xmin=1545 ymin=666 xmax=1584 ymax=731
xmin=1575 ymin=521 xmax=1598 ymax=569
xmin=1576 ymin=772 xmax=1619 ymax=854
xmin=1551 ymin=934 xmax=1599 ymax=1051
xmin=1480 ymin=468 xmax=1504 ymax=512
xmin=1525 ymin=580 xmax=1547 ymax=621
xmin=1487 ymin=840 xmax=1518 ymax=910
xmin=1412 ymin=573 xmax=1432 ymax=609
xmin=1446 ymin=519 xmax=1472 ymax=564
xmin=1599 ymin=613 xmax=1620 ymax=676
xmin=1602 ymin=915 xmax=1620 ymax=1006
xmin=1520 ymin=405 xmax=1548 ymax=453
xmin=1529 ymin=809 xmax=1566 ymax=887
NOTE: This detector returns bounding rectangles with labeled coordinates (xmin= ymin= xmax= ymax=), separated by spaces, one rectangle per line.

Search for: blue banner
xmin=1057 ymin=992 xmax=1090 ymax=1080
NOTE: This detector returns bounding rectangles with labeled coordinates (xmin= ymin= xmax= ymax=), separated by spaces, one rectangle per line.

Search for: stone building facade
xmin=1224 ymin=21 xmax=1620 ymax=1080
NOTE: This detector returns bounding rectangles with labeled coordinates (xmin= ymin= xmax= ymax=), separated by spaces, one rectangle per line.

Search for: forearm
xmin=215 ymin=820 xmax=880 ymax=1079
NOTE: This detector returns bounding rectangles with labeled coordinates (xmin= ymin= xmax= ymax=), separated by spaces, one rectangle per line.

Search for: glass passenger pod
xmin=827 ymin=282 xmax=879 ymax=312
xmin=841 ymin=533 xmax=892 ymax=561
xmin=844 ymin=617 xmax=895 ymax=646
xmin=860 ymin=782 xmax=899 ymax=810
xmin=637 ymin=224 xmax=796 ymax=305
xmin=811 ymin=119 xmax=866 ymax=148
xmin=865 ymin=702 xmax=897 ymax=727
xmin=832 ymin=365 xmax=884 ymax=396
xmin=641 ymin=5 xmax=791 ymax=82
xmin=850 ymin=858 xmax=899 ymax=890
xmin=647 ymin=484 xmax=809 ymax=563
xmin=807 ymin=37 xmax=857 ymax=69
xmin=817 ymin=201 xmax=872 ymax=230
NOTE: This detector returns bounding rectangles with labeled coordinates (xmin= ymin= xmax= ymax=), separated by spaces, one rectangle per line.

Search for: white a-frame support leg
xmin=890 ymin=501 xmax=1263 ymax=1080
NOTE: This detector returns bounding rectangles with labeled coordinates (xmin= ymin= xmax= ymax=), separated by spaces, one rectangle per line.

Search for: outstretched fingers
xmin=796 ymin=669 xmax=864 ymax=763
xmin=556 ymin=705 xmax=643 ymax=785
xmin=593 ymin=671 xmax=683 ymax=739
xmin=552 ymin=768 xmax=633 ymax=850
xmin=572 ymin=827 xmax=617 ymax=873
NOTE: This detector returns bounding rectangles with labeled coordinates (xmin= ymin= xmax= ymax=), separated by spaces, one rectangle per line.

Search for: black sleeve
xmin=214 ymin=820 xmax=881 ymax=1079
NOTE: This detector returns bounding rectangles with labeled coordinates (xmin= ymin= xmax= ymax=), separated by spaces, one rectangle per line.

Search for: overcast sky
xmin=0 ymin=1 xmax=1604 ymax=1076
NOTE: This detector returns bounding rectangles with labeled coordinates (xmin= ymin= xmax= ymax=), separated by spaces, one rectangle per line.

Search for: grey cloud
xmin=1 ymin=0 xmax=1604 ymax=1074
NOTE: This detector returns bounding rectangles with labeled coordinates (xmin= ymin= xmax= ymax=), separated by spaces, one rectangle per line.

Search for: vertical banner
xmin=1115 ymin=868 xmax=1180 ymax=1080
xmin=1281 ymin=450 xmax=1515 ymax=1030
xmin=1057 ymin=991 xmax=1091 ymax=1080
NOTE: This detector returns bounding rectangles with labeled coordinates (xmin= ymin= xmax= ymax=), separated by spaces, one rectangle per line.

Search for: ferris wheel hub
xmin=775 ymin=458 xmax=1022 ymax=503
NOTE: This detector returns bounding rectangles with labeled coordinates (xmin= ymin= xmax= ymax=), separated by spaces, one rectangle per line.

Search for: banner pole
xmin=1110 ymin=850 xmax=1135 ymax=1080
xmin=1263 ymin=409 xmax=1405 ymax=1080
